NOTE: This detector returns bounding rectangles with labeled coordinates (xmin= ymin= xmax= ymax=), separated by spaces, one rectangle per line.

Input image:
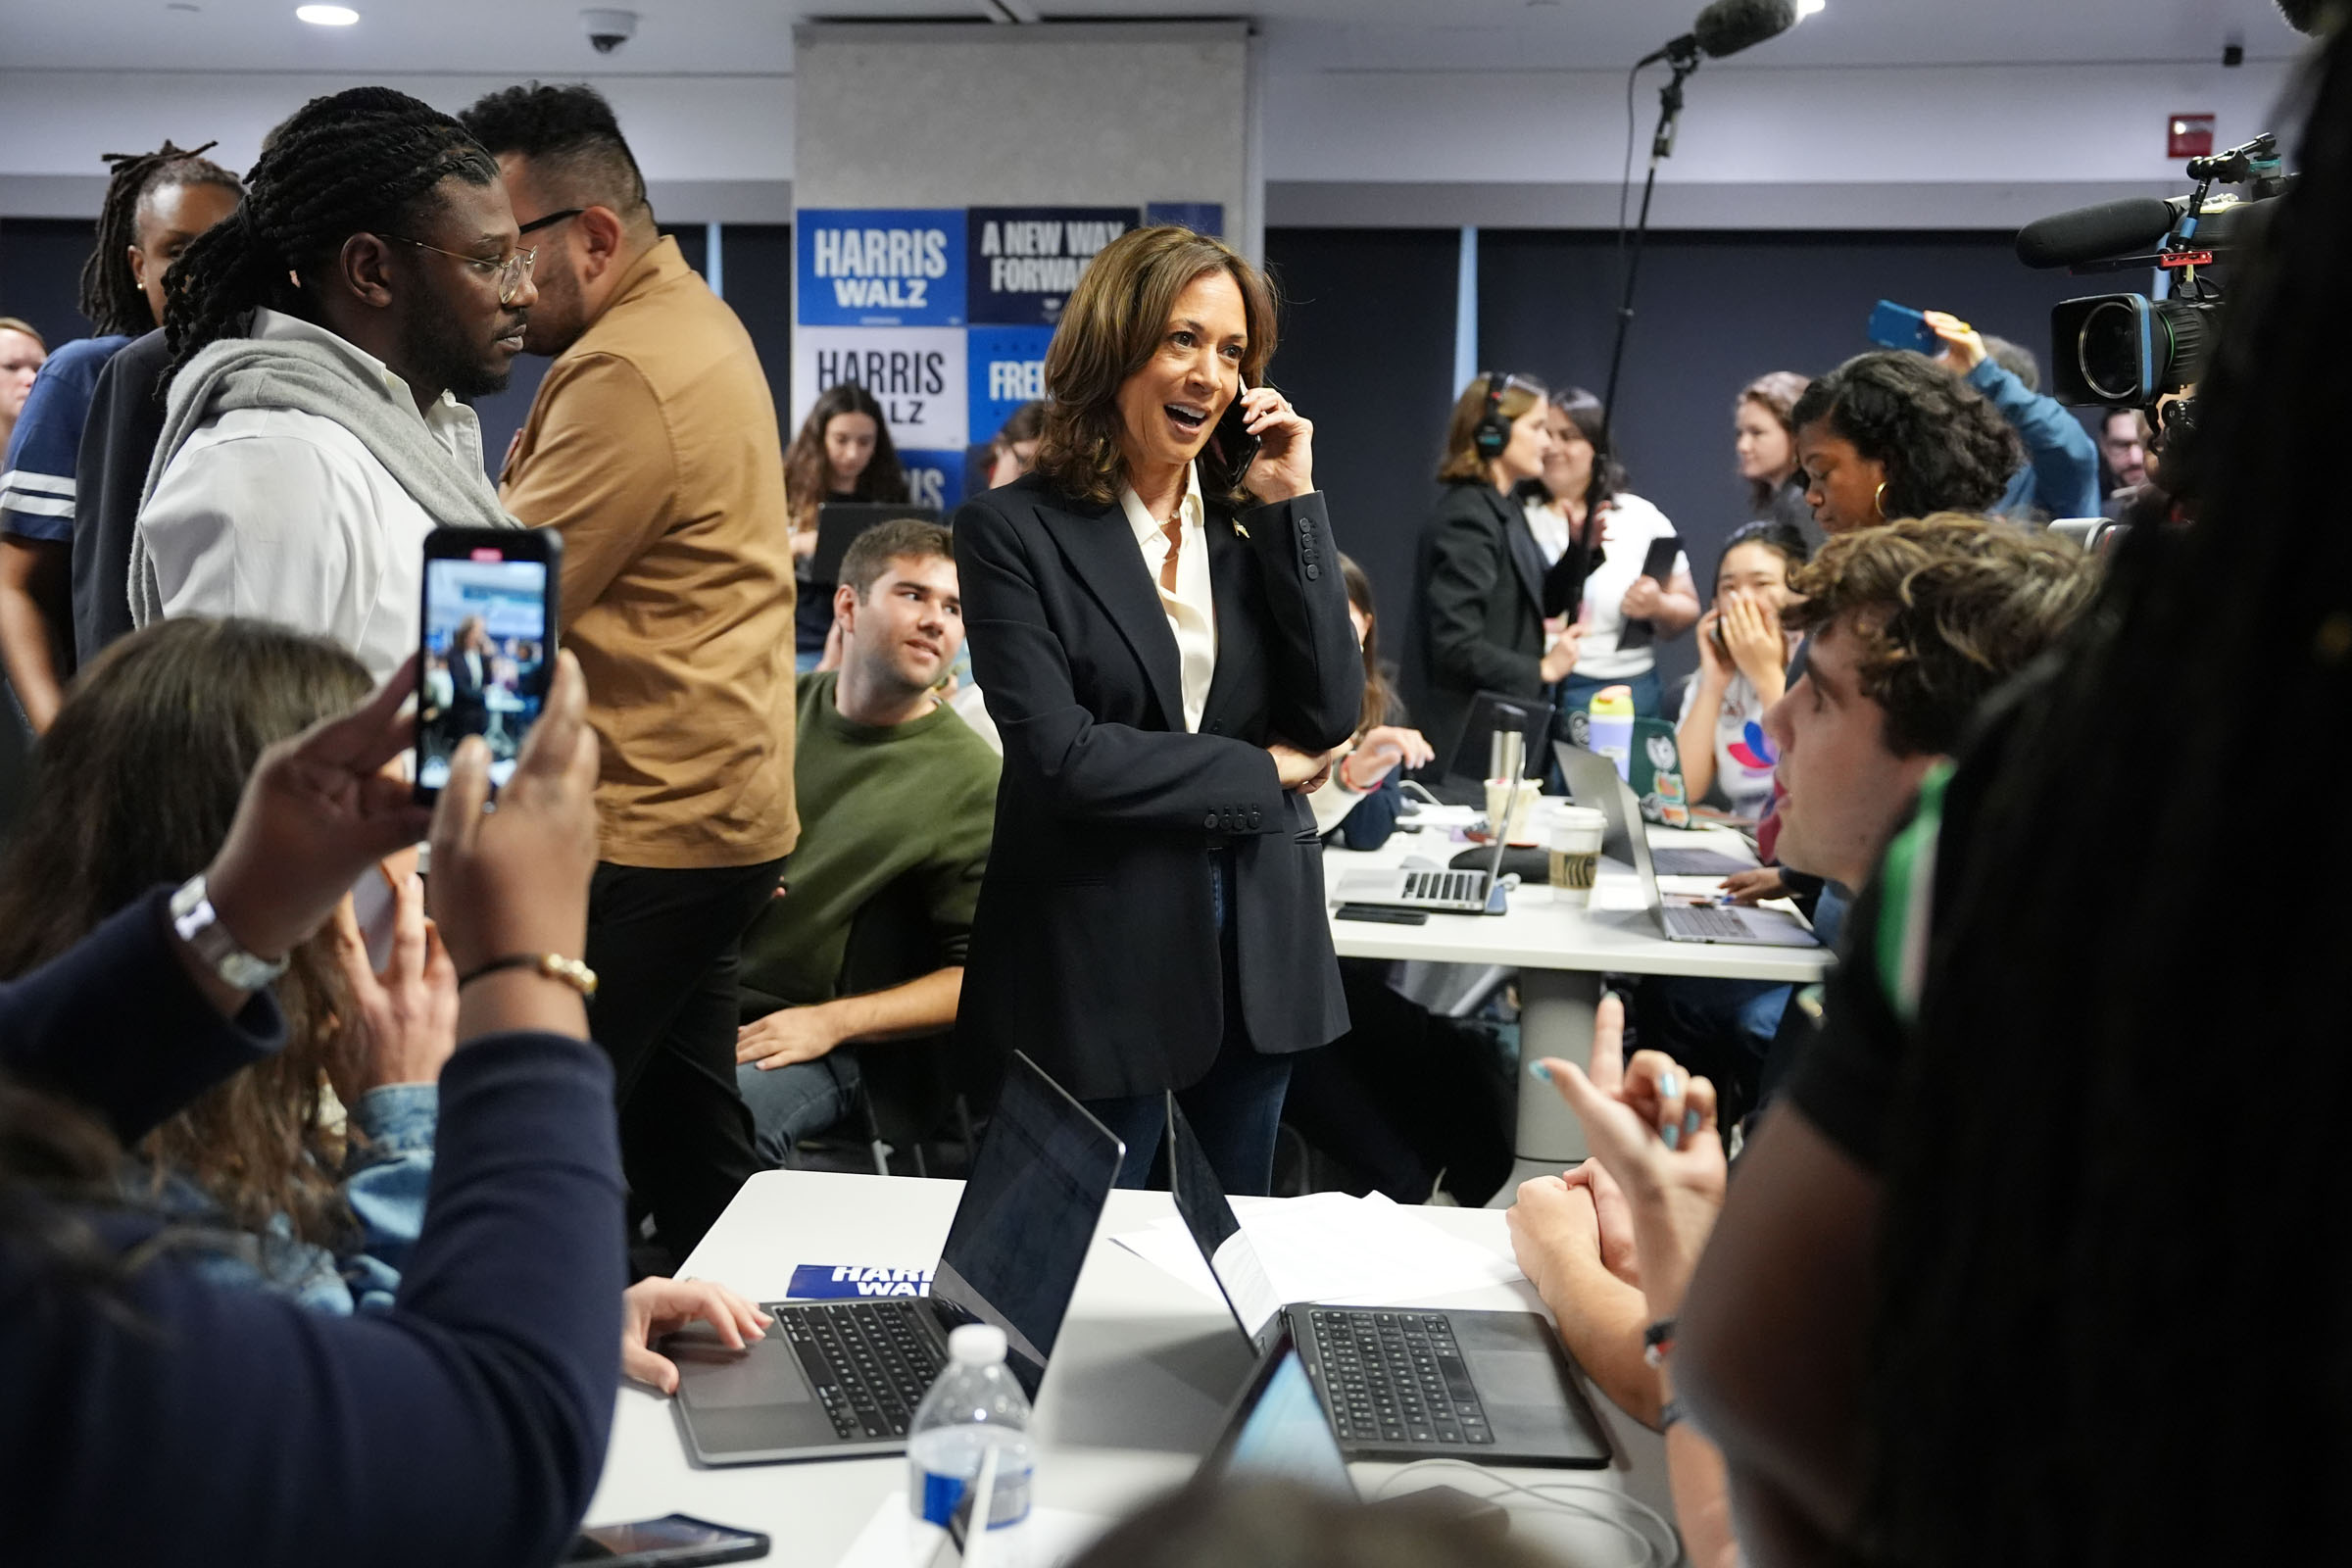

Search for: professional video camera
xmin=2015 ymin=132 xmax=2291 ymax=409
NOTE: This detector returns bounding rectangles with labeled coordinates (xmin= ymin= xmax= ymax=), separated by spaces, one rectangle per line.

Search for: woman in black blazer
xmin=1407 ymin=373 xmax=1584 ymax=766
xmin=953 ymin=226 xmax=1361 ymax=1195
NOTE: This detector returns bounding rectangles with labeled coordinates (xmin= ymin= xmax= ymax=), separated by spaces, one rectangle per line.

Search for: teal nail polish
xmin=1658 ymin=1070 xmax=1680 ymax=1101
xmin=1661 ymin=1121 xmax=1682 ymax=1152
xmin=1529 ymin=1061 xmax=1552 ymax=1082
xmin=1684 ymin=1108 xmax=1701 ymax=1137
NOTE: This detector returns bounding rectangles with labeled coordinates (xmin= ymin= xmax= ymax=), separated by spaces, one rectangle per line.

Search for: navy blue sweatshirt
xmin=0 ymin=888 xmax=626 ymax=1567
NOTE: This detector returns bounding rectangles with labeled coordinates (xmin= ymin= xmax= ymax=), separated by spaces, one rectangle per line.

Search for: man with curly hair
xmin=1763 ymin=512 xmax=2094 ymax=892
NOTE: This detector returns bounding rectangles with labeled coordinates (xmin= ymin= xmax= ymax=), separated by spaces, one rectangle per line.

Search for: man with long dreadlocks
xmin=0 ymin=141 xmax=239 ymax=732
xmin=132 ymin=87 xmax=529 ymax=680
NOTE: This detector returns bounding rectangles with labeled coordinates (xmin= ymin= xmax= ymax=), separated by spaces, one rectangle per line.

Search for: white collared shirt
xmin=1120 ymin=462 xmax=1217 ymax=733
xmin=138 ymin=309 xmax=488 ymax=680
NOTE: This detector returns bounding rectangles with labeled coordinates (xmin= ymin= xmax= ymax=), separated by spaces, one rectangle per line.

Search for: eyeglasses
xmin=518 ymin=208 xmax=586 ymax=236
xmin=381 ymin=234 xmax=538 ymax=305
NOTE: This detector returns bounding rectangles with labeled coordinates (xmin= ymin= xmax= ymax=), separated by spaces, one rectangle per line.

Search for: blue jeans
xmin=1082 ymin=850 xmax=1292 ymax=1196
xmin=736 ymin=1051 xmax=863 ymax=1167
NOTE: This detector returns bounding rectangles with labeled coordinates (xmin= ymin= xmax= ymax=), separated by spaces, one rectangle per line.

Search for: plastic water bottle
xmin=1588 ymin=683 xmax=1637 ymax=781
xmin=908 ymin=1323 xmax=1034 ymax=1558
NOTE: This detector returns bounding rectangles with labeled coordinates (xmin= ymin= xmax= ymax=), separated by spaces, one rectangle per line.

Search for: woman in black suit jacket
xmin=953 ymin=226 xmax=1361 ymax=1195
xmin=1407 ymin=373 xmax=1584 ymax=766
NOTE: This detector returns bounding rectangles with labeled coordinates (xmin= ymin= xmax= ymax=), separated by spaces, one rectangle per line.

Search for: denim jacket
xmin=143 ymin=1083 xmax=438 ymax=1315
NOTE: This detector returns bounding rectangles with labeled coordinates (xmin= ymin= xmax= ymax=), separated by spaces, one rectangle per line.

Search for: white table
xmin=1326 ymin=804 xmax=1831 ymax=1188
xmin=587 ymin=1170 xmax=1677 ymax=1565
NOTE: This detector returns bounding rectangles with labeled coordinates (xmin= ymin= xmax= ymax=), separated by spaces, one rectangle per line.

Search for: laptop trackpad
xmin=670 ymin=1326 xmax=814 ymax=1410
xmin=1454 ymin=1312 xmax=1613 ymax=1465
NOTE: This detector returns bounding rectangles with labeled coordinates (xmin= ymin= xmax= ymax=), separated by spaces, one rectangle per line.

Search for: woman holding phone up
xmin=952 ymin=226 xmax=1360 ymax=1195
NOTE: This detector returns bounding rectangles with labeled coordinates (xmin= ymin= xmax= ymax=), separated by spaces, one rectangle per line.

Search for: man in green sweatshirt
xmin=734 ymin=517 xmax=999 ymax=1162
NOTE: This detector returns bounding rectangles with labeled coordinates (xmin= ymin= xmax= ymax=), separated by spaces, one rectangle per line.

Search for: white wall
xmin=0 ymin=46 xmax=2304 ymax=229
xmin=0 ymin=70 xmax=793 ymax=220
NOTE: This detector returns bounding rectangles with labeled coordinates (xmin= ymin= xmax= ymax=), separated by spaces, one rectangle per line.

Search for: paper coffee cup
xmin=1548 ymin=807 xmax=1607 ymax=905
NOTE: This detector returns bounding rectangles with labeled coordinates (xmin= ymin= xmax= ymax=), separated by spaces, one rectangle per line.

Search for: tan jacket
xmin=502 ymin=237 xmax=799 ymax=868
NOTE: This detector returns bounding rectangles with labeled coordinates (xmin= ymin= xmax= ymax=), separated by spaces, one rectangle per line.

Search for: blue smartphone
xmin=1867 ymin=299 xmax=1941 ymax=355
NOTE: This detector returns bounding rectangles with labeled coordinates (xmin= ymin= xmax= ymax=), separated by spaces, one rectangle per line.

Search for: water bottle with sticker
xmin=907 ymin=1323 xmax=1033 ymax=1561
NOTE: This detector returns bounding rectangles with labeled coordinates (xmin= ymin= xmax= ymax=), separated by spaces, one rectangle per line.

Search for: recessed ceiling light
xmin=1795 ymin=0 xmax=1826 ymax=16
xmin=296 ymin=5 xmax=360 ymax=24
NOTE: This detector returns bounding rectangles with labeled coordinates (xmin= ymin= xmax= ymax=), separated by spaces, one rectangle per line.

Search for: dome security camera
xmin=581 ymin=8 xmax=637 ymax=52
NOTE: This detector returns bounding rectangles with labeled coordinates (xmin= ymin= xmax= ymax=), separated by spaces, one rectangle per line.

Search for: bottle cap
xmin=1588 ymin=685 xmax=1636 ymax=718
xmin=949 ymin=1323 xmax=1008 ymax=1366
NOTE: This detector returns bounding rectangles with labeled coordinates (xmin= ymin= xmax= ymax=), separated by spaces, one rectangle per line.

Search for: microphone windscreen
xmin=2015 ymin=197 xmax=2178 ymax=269
xmin=1692 ymin=0 xmax=1798 ymax=59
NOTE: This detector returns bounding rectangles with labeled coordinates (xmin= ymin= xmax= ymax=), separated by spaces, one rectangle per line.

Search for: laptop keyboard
xmin=1306 ymin=1308 xmax=1494 ymax=1447
xmin=1667 ymin=903 xmax=1754 ymax=940
xmin=769 ymin=1299 xmax=945 ymax=1441
xmin=1400 ymin=870 xmax=1481 ymax=905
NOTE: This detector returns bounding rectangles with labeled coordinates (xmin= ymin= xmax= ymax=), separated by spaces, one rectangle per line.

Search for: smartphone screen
xmin=566 ymin=1513 xmax=768 ymax=1563
xmin=416 ymin=528 xmax=560 ymax=803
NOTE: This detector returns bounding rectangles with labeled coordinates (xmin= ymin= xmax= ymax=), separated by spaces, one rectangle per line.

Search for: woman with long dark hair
xmin=953 ymin=224 xmax=1360 ymax=1195
xmin=1524 ymin=385 xmax=1700 ymax=719
xmin=784 ymin=381 xmax=909 ymax=669
xmin=0 ymin=617 xmax=445 ymax=1311
xmin=1788 ymin=351 xmax=2019 ymax=534
xmin=1678 ymin=27 xmax=2352 ymax=1568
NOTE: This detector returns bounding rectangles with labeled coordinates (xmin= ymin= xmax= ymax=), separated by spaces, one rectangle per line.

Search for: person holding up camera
xmin=952 ymin=225 xmax=1360 ymax=1197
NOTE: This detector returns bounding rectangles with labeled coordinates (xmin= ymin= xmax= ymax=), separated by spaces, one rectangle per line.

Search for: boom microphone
xmin=1639 ymin=0 xmax=1798 ymax=66
xmin=2015 ymin=197 xmax=2182 ymax=269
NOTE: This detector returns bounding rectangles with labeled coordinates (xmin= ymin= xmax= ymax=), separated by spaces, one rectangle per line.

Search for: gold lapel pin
xmin=1232 ymin=519 xmax=1250 ymax=540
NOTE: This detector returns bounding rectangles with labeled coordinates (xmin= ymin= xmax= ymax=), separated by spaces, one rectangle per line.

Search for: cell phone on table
xmin=1199 ymin=373 xmax=1264 ymax=496
xmin=565 ymin=1514 xmax=769 ymax=1564
xmin=1336 ymin=904 xmax=1429 ymax=925
xmin=1616 ymin=535 xmax=1685 ymax=652
xmin=1866 ymin=299 xmax=1941 ymax=355
xmin=415 ymin=526 xmax=562 ymax=805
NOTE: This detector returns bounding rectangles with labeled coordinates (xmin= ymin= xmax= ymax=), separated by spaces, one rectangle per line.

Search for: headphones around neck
xmin=1473 ymin=371 xmax=1516 ymax=461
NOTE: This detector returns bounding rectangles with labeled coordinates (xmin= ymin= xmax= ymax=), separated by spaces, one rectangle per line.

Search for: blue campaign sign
xmin=1147 ymin=201 xmax=1224 ymax=237
xmin=898 ymin=449 xmax=966 ymax=514
xmin=966 ymin=324 xmax=1054 ymax=447
xmin=797 ymin=209 xmax=966 ymax=327
xmin=967 ymin=207 xmax=1138 ymax=325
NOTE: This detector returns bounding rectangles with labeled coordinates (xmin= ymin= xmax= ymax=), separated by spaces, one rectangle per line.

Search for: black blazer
xmin=953 ymin=471 xmax=1363 ymax=1102
xmin=1408 ymin=479 xmax=1550 ymax=764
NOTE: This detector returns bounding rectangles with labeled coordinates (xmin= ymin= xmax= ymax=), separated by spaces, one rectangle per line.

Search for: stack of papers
xmin=835 ymin=1491 xmax=1108 ymax=1568
xmin=1110 ymin=1192 xmax=1523 ymax=1309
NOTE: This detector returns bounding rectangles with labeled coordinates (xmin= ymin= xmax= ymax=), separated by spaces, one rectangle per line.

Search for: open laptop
xmin=810 ymin=501 xmax=945 ymax=585
xmin=1556 ymin=739 xmax=1757 ymax=878
xmin=667 ymin=1051 xmax=1124 ymax=1465
xmin=1434 ymin=690 xmax=1553 ymax=805
xmin=1329 ymin=815 xmax=1510 ymax=914
xmin=1165 ymin=1099 xmax=1613 ymax=1468
xmin=1555 ymin=741 xmax=1817 ymax=948
xmin=1193 ymin=1327 xmax=1358 ymax=1499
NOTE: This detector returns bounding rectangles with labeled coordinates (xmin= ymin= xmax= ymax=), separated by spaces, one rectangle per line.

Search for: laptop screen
xmin=1166 ymin=1097 xmax=1283 ymax=1348
xmin=930 ymin=1053 xmax=1125 ymax=1399
xmin=1194 ymin=1335 xmax=1356 ymax=1499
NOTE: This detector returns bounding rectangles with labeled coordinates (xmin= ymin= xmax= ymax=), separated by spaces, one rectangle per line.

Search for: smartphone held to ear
xmin=1199 ymin=377 xmax=1263 ymax=497
xmin=414 ymin=527 xmax=562 ymax=805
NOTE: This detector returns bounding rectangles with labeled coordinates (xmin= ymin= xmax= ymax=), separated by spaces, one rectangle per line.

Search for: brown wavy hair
xmin=1339 ymin=554 xmax=1396 ymax=738
xmin=0 ymin=618 xmax=372 ymax=1246
xmin=784 ymin=380 xmax=908 ymax=534
xmin=1782 ymin=513 xmax=2098 ymax=757
xmin=1033 ymin=225 xmax=1280 ymax=508
xmin=1436 ymin=372 xmax=1546 ymax=484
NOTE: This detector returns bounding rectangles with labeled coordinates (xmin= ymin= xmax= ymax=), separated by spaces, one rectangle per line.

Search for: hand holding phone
xmin=416 ymin=527 xmax=562 ymax=805
xmin=1866 ymin=299 xmax=1942 ymax=356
